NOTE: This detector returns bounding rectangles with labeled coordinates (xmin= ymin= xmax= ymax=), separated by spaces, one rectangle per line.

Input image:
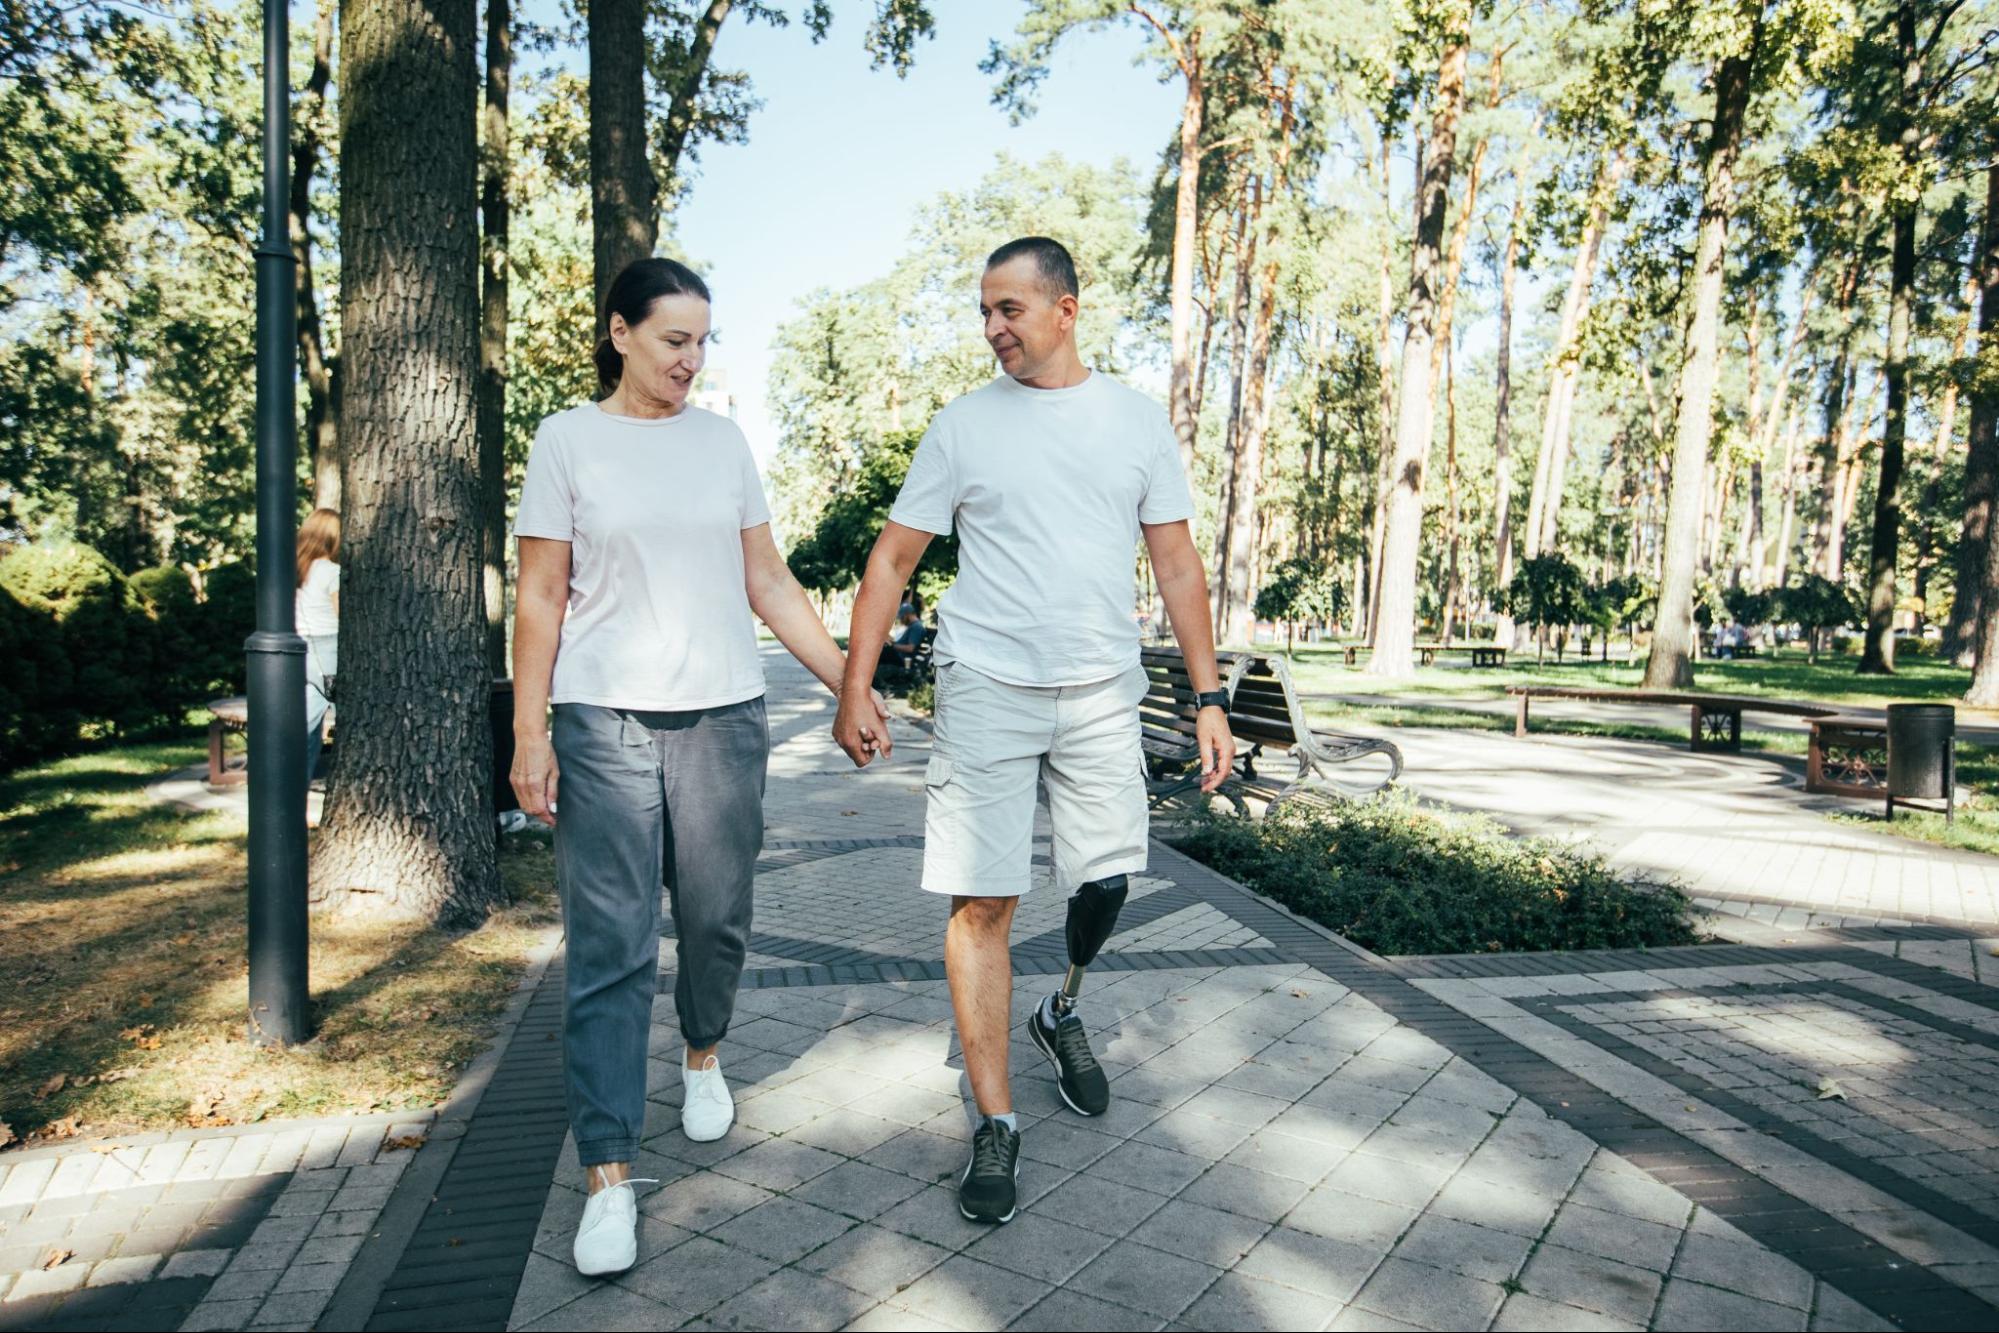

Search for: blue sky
xmin=661 ymin=2 xmax=1184 ymax=462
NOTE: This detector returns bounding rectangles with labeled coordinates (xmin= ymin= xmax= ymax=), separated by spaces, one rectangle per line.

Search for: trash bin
xmin=1885 ymin=702 xmax=1954 ymax=822
xmin=490 ymin=678 xmax=520 ymax=818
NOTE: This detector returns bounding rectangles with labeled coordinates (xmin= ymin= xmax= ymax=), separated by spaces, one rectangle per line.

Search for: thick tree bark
xmin=293 ymin=0 xmax=341 ymax=511
xmin=1492 ymin=180 xmax=1525 ymax=642
xmin=318 ymin=0 xmax=501 ymax=922
xmin=1645 ymin=31 xmax=1759 ymax=689
xmin=1860 ymin=0 xmax=1919 ymax=675
xmin=479 ymin=0 xmax=511 ymax=677
xmin=1949 ymin=164 xmax=1999 ymax=666
xmin=1373 ymin=17 xmax=1469 ymax=678
xmin=1227 ymin=192 xmax=1284 ymax=646
xmin=1441 ymin=339 xmax=1461 ymax=645
xmin=1366 ymin=134 xmax=1395 ymax=644
xmin=1774 ymin=401 xmax=1801 ymax=586
xmin=1168 ymin=46 xmax=1205 ymax=475
xmin=590 ymin=0 xmax=658 ymax=327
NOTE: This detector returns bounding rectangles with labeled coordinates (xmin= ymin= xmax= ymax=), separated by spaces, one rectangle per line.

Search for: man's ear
xmin=1059 ymin=293 xmax=1080 ymax=331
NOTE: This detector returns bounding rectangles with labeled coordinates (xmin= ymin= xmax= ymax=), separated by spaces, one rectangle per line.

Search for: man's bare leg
xmin=946 ymin=895 xmax=1018 ymax=1116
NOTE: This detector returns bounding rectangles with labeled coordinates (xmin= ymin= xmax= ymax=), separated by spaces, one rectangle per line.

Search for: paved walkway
xmin=5 ymin=649 xmax=1999 ymax=1330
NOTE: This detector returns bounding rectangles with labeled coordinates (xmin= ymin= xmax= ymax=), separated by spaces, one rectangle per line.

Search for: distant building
xmin=690 ymin=369 xmax=737 ymax=421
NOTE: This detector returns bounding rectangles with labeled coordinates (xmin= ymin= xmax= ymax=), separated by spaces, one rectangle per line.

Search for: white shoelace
xmin=587 ymin=1166 xmax=660 ymax=1199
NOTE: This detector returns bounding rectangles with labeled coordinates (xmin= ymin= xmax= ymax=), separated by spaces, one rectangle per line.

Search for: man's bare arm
xmin=835 ymin=521 xmax=935 ymax=766
xmin=1142 ymin=520 xmax=1235 ymax=791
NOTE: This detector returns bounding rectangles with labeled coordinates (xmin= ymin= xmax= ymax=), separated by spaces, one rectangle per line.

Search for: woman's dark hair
xmin=594 ymin=257 xmax=712 ymax=392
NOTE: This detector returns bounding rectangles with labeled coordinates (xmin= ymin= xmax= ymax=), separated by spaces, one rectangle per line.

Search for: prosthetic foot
xmin=1029 ymin=875 xmax=1128 ymax=1115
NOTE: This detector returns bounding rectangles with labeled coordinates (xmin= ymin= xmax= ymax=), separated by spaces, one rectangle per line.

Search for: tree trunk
xmin=1492 ymin=182 xmax=1525 ymax=644
xmin=1949 ymin=164 xmax=1999 ymax=666
xmin=1168 ymin=51 xmax=1204 ymax=476
xmin=318 ymin=0 xmax=501 ymax=922
xmin=1211 ymin=189 xmax=1256 ymax=632
xmin=293 ymin=0 xmax=341 ymax=511
xmin=1525 ymin=152 xmax=1622 ymax=561
xmin=1644 ymin=31 xmax=1759 ymax=689
xmin=1441 ymin=339 xmax=1461 ymax=646
xmin=1860 ymin=0 xmax=1919 ymax=675
xmin=479 ymin=0 xmax=511 ymax=678
xmin=1372 ymin=17 xmax=1469 ymax=679
xmin=1367 ymin=132 xmax=1396 ymax=644
xmin=1774 ymin=401 xmax=1801 ymax=587
xmin=656 ymin=0 xmax=733 ymax=197
xmin=1227 ymin=197 xmax=1284 ymax=646
xmin=589 ymin=0 xmax=657 ymax=327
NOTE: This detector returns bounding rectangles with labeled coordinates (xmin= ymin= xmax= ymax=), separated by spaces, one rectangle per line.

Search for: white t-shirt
xmin=296 ymin=559 xmax=339 ymax=638
xmin=514 ymin=403 xmax=773 ymax=711
xmin=889 ymin=371 xmax=1195 ymax=686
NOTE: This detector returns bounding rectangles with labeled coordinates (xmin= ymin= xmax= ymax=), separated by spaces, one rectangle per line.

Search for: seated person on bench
xmin=873 ymin=605 xmax=927 ymax=687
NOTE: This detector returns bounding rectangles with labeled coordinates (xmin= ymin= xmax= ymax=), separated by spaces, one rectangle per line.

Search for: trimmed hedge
xmin=0 ymin=541 xmax=249 ymax=768
xmin=1170 ymin=791 xmax=1699 ymax=956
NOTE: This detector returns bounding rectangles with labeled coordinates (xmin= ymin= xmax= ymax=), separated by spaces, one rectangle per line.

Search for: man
xmin=833 ymin=236 xmax=1235 ymax=1225
xmin=873 ymin=604 xmax=928 ymax=689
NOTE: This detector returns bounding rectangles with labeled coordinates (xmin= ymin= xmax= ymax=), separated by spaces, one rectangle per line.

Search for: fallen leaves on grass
xmin=0 ymin=1121 xmax=13 ymax=1148
xmin=185 ymin=1090 xmax=232 ymax=1128
xmin=39 ymin=1116 xmax=81 ymax=1140
xmin=34 ymin=1073 xmax=67 ymax=1099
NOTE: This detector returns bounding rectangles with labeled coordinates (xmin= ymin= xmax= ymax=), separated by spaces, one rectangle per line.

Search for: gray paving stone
xmin=4 ymin=1264 xmax=86 ymax=1300
xmin=1490 ymin=1291 xmax=1645 ymax=1332
xmin=272 ymin=1260 xmax=346 ymax=1293
xmin=160 ymin=1247 xmax=232 ymax=1279
xmin=789 ymin=1159 xmax=928 ymax=1222
xmin=207 ymin=1265 xmax=283 ymax=1302
xmin=1069 ymin=1239 xmax=1220 ymax=1320
xmin=178 ymin=1297 xmax=264 ymax=1330
xmin=1520 ymin=1243 xmax=1665 ymax=1326
xmin=618 ymin=1233 xmax=777 ymax=1314
xmin=1125 ymin=1198 xmax=1270 ymax=1269
xmin=964 ymin=1211 xmax=1114 ymax=1284
xmin=1544 ymin=1202 xmax=1685 ymax=1273
xmin=860 ymin=1129 xmax=966 ymax=1187
xmin=797 ymin=1222 xmax=952 ymax=1300
xmin=1177 ymin=1161 xmax=1312 ymax=1223
xmin=508 ymin=1251 xmax=598 ymax=1328
xmin=707 ymin=1267 xmax=877 ymax=1332
xmin=1221 ymin=1129 xmax=1349 ymax=1184
xmin=1391 ymin=1214 xmax=1535 ymax=1284
xmin=638 ymin=1171 xmax=774 ymax=1233
xmin=1653 ymin=1278 xmax=1807 ymax=1331
xmin=1178 ymin=1270 xmax=1332 ymax=1332
xmin=1351 ymin=1256 xmax=1506 ymax=1330
xmin=1808 ymin=1283 xmax=1896 ymax=1332
xmin=1425 ymin=1172 xmax=1562 ymax=1238
xmin=1007 ymin=1286 xmax=1164 ymax=1331
xmin=896 ymin=1254 xmax=1049 ymax=1328
xmin=708 ymin=1195 xmax=855 ymax=1264
xmin=1029 ymin=1174 xmax=1169 ymax=1239
xmin=871 ymin=1185 xmax=990 ymax=1252
xmin=1131 ymin=1110 xmax=1255 ymax=1160
xmin=1319 ymin=1152 xmax=1450 ymax=1210
xmin=1083 ymin=1140 xmax=1210 ymax=1198
xmin=516 ymin=1281 xmax=690 ymax=1332
xmin=1324 ymin=1305 xmax=1427 ymax=1331
xmin=1568 ymin=1163 xmax=1697 ymax=1230
xmin=83 ymin=1253 xmax=159 ymax=1286
xmin=711 ymin=1136 xmax=846 ymax=1193
xmin=1670 ymin=1230 xmax=1814 ymax=1309
xmin=1286 ymin=1186 xmax=1419 ymax=1248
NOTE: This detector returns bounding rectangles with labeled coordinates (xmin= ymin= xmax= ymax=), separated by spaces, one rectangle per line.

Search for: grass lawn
xmin=1279 ymin=642 xmax=1984 ymax=713
xmin=0 ymin=735 xmax=557 ymax=1150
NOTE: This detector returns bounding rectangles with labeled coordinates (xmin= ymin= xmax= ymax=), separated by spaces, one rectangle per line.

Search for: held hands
xmin=1197 ymin=708 xmax=1236 ymax=793
xmin=834 ymin=686 xmax=895 ymax=768
xmin=511 ymin=732 xmax=560 ymax=825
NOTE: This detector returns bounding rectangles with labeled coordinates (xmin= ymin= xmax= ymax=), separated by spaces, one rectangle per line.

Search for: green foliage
xmin=1775 ymin=574 xmax=1859 ymax=635
xmin=1500 ymin=554 xmax=1589 ymax=634
xmin=0 ymin=541 xmax=147 ymax=735
xmin=1254 ymin=556 xmax=1347 ymax=626
xmin=786 ymin=430 xmax=957 ymax=596
xmin=1170 ymin=792 xmax=1699 ymax=956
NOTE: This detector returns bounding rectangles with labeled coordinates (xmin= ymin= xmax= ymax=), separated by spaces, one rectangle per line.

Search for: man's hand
xmin=511 ymin=733 xmax=560 ymax=825
xmin=1197 ymin=708 xmax=1235 ymax=793
xmin=834 ymin=687 xmax=894 ymax=767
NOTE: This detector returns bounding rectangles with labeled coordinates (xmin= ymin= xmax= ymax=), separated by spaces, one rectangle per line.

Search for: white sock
xmin=988 ymin=1112 xmax=1018 ymax=1132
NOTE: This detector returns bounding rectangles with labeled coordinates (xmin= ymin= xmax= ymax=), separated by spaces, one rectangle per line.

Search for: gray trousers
xmin=552 ymin=698 xmax=768 ymax=1167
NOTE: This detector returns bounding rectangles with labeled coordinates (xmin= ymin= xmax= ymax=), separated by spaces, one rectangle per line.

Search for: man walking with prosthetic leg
xmin=834 ymin=237 xmax=1234 ymax=1225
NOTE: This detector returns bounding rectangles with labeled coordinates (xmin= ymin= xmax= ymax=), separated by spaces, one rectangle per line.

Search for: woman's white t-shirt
xmin=888 ymin=371 xmax=1196 ymax=686
xmin=296 ymin=558 xmax=339 ymax=638
xmin=513 ymin=403 xmax=773 ymax=711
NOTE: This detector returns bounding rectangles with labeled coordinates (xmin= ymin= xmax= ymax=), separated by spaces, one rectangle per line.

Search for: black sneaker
xmin=958 ymin=1117 xmax=1021 ymax=1224
xmin=1031 ymin=1001 xmax=1110 ymax=1116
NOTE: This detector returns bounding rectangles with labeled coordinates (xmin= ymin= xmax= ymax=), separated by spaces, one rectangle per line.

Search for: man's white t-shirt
xmin=296 ymin=558 xmax=339 ymax=638
xmin=889 ymin=371 xmax=1195 ymax=686
xmin=514 ymin=403 xmax=773 ymax=711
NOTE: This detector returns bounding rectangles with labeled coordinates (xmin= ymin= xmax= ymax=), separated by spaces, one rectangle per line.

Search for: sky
xmin=657 ymin=3 xmax=1185 ymax=464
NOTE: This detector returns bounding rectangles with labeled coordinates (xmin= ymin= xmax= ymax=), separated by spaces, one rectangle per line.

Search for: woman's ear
xmin=608 ymin=313 xmax=629 ymax=356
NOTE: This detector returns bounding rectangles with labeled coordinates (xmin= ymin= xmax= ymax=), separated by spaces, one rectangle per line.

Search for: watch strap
xmin=1194 ymin=689 xmax=1229 ymax=712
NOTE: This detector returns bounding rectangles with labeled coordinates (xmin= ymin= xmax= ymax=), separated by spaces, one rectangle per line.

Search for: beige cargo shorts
xmin=919 ymin=660 xmax=1150 ymax=898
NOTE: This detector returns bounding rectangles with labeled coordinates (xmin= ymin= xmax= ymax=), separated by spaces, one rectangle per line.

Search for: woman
xmin=510 ymin=257 xmax=889 ymax=1278
xmin=295 ymin=507 xmax=341 ymax=784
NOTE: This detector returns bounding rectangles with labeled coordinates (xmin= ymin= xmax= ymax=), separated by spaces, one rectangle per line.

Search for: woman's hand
xmin=834 ymin=687 xmax=893 ymax=767
xmin=512 ymin=732 xmax=560 ymax=825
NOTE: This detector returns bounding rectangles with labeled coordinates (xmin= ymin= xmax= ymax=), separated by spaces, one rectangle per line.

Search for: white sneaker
xmin=573 ymin=1168 xmax=656 ymax=1277
xmin=681 ymin=1055 xmax=735 ymax=1142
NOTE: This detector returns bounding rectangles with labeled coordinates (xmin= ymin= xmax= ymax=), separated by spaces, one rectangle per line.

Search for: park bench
xmin=1141 ymin=647 xmax=1402 ymax=815
xmin=1341 ymin=643 xmax=1508 ymax=668
xmin=874 ymin=626 xmax=937 ymax=694
xmin=1805 ymin=714 xmax=1888 ymax=799
xmin=206 ymin=696 xmax=249 ymax=787
xmin=1507 ymin=685 xmax=1836 ymax=753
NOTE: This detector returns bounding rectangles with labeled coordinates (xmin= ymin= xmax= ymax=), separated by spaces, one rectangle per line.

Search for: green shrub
xmin=131 ymin=565 xmax=205 ymax=722
xmin=0 ymin=541 xmax=148 ymax=737
xmin=197 ymin=561 xmax=254 ymax=695
xmin=1170 ymin=791 xmax=1699 ymax=956
xmin=0 ymin=574 xmax=73 ymax=765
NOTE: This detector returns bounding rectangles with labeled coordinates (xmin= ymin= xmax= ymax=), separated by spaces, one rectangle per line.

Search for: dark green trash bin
xmin=1885 ymin=702 xmax=1954 ymax=822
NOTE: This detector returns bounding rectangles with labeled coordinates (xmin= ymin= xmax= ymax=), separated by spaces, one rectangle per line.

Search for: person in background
xmin=874 ymin=603 xmax=928 ymax=689
xmin=295 ymin=508 xmax=341 ymax=785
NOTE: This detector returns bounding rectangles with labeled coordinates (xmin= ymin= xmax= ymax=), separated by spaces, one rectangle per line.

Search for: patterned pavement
xmin=6 ymin=648 xmax=1999 ymax=1330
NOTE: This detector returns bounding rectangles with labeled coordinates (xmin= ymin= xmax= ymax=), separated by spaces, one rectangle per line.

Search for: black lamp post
xmin=247 ymin=0 xmax=309 ymax=1047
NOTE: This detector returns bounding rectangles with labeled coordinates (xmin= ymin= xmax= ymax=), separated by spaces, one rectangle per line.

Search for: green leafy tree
xmin=1500 ymin=553 xmax=1588 ymax=663
xmin=1254 ymin=556 xmax=1347 ymax=651
xmin=786 ymin=430 xmax=957 ymax=600
xmin=1776 ymin=574 xmax=1859 ymax=662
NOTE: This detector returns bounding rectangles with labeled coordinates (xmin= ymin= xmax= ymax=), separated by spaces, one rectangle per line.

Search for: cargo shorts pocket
xmin=925 ymin=755 xmax=953 ymax=790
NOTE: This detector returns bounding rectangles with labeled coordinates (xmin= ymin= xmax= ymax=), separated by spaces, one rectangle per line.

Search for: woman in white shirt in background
xmin=295 ymin=507 xmax=341 ymax=784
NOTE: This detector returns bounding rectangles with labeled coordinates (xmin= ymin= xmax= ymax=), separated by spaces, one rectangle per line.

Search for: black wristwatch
xmin=1195 ymin=689 xmax=1229 ymax=712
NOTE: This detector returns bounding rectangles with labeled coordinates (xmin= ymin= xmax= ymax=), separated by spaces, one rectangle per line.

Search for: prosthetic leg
xmin=1031 ymin=875 xmax=1127 ymax=1116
